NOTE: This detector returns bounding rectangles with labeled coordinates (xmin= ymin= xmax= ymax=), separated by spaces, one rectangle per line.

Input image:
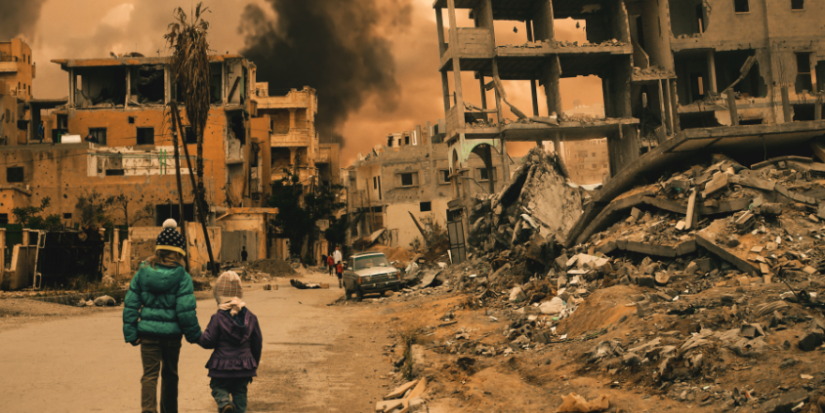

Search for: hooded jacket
xmin=122 ymin=263 xmax=202 ymax=344
xmin=198 ymin=307 xmax=263 ymax=378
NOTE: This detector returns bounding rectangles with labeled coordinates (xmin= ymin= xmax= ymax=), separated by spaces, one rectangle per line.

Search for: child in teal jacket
xmin=123 ymin=220 xmax=202 ymax=413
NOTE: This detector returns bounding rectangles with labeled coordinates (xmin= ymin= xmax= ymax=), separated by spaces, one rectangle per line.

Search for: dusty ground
xmin=343 ymin=280 xmax=825 ymax=413
xmin=0 ymin=268 xmax=394 ymax=413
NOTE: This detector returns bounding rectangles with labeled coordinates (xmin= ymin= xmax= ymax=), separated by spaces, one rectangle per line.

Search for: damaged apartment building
xmin=346 ymin=121 xmax=517 ymax=248
xmin=433 ymin=0 xmax=825 ymax=239
xmin=0 ymin=50 xmax=283 ymax=274
xmin=252 ymin=84 xmax=340 ymax=190
xmin=0 ymin=38 xmax=34 ymax=146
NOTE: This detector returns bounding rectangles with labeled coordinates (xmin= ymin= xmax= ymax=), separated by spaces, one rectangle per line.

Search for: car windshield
xmin=354 ymin=255 xmax=391 ymax=270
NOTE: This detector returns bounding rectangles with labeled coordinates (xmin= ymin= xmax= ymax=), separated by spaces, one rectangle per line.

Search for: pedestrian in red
xmin=327 ymin=255 xmax=335 ymax=276
xmin=336 ymin=262 xmax=344 ymax=288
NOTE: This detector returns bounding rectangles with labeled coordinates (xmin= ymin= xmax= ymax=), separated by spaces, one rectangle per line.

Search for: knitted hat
xmin=214 ymin=271 xmax=243 ymax=303
xmin=156 ymin=219 xmax=186 ymax=256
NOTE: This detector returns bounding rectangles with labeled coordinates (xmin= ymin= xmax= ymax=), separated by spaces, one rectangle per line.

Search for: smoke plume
xmin=0 ymin=1 xmax=48 ymax=40
xmin=239 ymin=0 xmax=411 ymax=146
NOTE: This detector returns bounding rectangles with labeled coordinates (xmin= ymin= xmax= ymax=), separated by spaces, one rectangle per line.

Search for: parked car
xmin=343 ymin=252 xmax=401 ymax=301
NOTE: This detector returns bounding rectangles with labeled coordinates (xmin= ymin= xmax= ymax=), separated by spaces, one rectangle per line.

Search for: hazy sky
xmin=16 ymin=0 xmax=602 ymax=166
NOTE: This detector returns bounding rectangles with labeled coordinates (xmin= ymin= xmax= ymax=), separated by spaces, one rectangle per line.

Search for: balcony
xmin=439 ymin=28 xmax=495 ymax=71
xmin=0 ymin=62 xmax=19 ymax=73
xmin=271 ymin=128 xmax=312 ymax=148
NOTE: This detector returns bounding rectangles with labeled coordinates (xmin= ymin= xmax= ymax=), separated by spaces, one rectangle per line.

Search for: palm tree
xmin=165 ymin=3 xmax=210 ymax=220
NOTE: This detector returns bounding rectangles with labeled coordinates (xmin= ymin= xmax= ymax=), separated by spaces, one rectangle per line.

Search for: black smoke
xmin=0 ymin=0 xmax=47 ymax=39
xmin=238 ymin=0 xmax=411 ymax=146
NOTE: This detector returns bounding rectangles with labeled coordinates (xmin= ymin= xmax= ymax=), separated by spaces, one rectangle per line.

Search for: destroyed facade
xmin=433 ymin=0 xmax=825 ymax=224
xmin=346 ymin=121 xmax=516 ymax=249
xmin=252 ymin=84 xmax=341 ymax=189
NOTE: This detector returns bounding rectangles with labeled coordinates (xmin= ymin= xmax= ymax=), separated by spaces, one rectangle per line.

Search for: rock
xmin=635 ymin=274 xmax=656 ymax=288
xmin=94 ymin=295 xmax=116 ymax=306
xmin=539 ymin=297 xmax=565 ymax=315
xmin=655 ymin=272 xmax=670 ymax=285
xmin=761 ymin=389 xmax=808 ymax=413
xmin=509 ymin=286 xmax=526 ymax=302
xmin=409 ymin=397 xmax=429 ymax=413
xmin=798 ymin=329 xmax=824 ymax=351
xmin=685 ymin=261 xmax=699 ymax=275
xmin=85 ymin=300 xmax=94 ymax=307
xmin=623 ymin=353 xmax=641 ymax=366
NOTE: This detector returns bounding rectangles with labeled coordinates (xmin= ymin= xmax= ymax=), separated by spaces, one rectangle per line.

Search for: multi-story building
xmin=345 ymin=121 xmax=516 ymax=248
xmin=433 ymin=0 xmax=825 ymax=196
xmin=0 ymin=53 xmax=266 ymax=228
xmin=0 ymin=39 xmax=34 ymax=102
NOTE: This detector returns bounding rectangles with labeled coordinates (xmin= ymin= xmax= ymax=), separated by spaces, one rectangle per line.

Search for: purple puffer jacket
xmin=198 ymin=307 xmax=263 ymax=378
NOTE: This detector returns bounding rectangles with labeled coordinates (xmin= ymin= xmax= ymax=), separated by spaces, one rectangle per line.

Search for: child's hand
xmin=130 ymin=338 xmax=141 ymax=347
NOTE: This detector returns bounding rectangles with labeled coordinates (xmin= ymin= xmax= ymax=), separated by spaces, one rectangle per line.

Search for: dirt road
xmin=0 ymin=274 xmax=393 ymax=413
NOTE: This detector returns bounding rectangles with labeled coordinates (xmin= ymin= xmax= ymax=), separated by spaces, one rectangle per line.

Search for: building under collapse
xmin=433 ymin=0 xmax=825 ymax=250
xmin=252 ymin=84 xmax=340 ymax=189
xmin=346 ymin=121 xmax=516 ymax=248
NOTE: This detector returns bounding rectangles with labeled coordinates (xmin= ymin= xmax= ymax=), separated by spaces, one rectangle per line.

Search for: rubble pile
xmin=365 ymin=151 xmax=825 ymax=412
xmin=468 ymin=147 xmax=585 ymax=253
xmin=497 ymin=38 xmax=626 ymax=49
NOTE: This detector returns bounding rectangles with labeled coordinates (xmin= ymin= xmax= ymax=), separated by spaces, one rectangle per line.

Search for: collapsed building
xmin=432 ymin=0 xmax=825 ymax=258
xmin=346 ymin=121 xmax=518 ymax=250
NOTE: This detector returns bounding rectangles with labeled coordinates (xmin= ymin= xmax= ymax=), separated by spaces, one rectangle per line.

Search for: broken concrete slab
xmin=702 ymin=172 xmax=729 ymax=198
xmin=695 ymin=220 xmax=760 ymax=276
xmin=385 ymin=380 xmax=419 ymax=400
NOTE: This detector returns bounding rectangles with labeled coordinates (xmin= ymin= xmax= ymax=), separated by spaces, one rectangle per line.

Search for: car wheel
xmin=344 ymin=285 xmax=352 ymax=300
xmin=355 ymin=287 xmax=363 ymax=302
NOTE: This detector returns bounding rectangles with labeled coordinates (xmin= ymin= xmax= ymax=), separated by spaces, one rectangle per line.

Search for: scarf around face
xmin=217 ymin=297 xmax=246 ymax=316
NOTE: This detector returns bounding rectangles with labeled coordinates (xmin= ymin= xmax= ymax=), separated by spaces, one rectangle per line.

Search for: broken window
xmin=420 ymin=202 xmax=432 ymax=212
xmin=734 ymin=0 xmax=750 ymax=13
xmin=714 ymin=50 xmax=767 ymax=98
xmin=210 ymin=63 xmax=223 ymax=104
xmin=7 ymin=167 xmax=24 ymax=183
xmin=136 ymin=127 xmax=154 ymax=145
xmin=183 ymin=126 xmax=197 ymax=144
xmin=130 ymin=65 xmax=165 ymax=105
xmin=89 ymin=128 xmax=107 ymax=145
xmin=228 ymin=114 xmax=246 ymax=145
xmin=155 ymin=203 xmax=194 ymax=225
xmin=792 ymin=0 xmax=804 ymax=10
xmin=668 ymin=0 xmax=708 ymax=36
xmin=674 ymin=51 xmax=711 ymax=104
xmin=0 ymin=214 xmax=8 ymax=225
xmin=400 ymin=172 xmax=418 ymax=187
xmin=478 ymin=167 xmax=496 ymax=182
xmin=74 ymin=66 xmax=127 ymax=108
xmin=405 ymin=135 xmax=410 ymax=145
xmin=795 ymin=53 xmax=813 ymax=93
xmin=105 ymin=169 xmax=125 ymax=176
xmin=440 ymin=169 xmax=450 ymax=184
xmin=63 ymin=213 xmax=72 ymax=219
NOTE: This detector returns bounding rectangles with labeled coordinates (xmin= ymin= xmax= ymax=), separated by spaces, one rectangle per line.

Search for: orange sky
xmin=24 ymin=0 xmax=603 ymax=167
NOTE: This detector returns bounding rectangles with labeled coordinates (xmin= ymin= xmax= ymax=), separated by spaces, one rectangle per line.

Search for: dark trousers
xmin=140 ymin=337 xmax=182 ymax=413
xmin=210 ymin=377 xmax=252 ymax=413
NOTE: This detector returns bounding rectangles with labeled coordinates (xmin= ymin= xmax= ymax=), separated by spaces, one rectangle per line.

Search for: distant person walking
xmin=240 ymin=246 xmax=248 ymax=262
xmin=332 ymin=247 xmax=343 ymax=284
xmin=197 ymin=271 xmax=263 ymax=413
xmin=327 ymin=255 xmax=334 ymax=276
xmin=336 ymin=261 xmax=344 ymax=289
xmin=123 ymin=219 xmax=202 ymax=413
xmin=37 ymin=121 xmax=44 ymax=144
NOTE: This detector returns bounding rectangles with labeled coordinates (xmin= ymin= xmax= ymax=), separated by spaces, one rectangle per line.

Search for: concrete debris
xmin=557 ymin=393 xmax=610 ymax=412
xmin=93 ymin=295 xmax=116 ymax=306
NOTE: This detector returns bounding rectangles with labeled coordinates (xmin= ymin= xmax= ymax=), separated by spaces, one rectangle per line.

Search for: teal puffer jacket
xmin=122 ymin=263 xmax=202 ymax=343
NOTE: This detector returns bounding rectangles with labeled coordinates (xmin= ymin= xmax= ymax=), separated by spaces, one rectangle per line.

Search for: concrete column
xmin=435 ymin=8 xmax=446 ymax=56
xmin=670 ymin=80 xmax=681 ymax=132
xmin=781 ymin=86 xmax=792 ymax=122
xmin=125 ymin=69 xmax=131 ymax=108
xmin=114 ymin=229 xmax=120 ymax=262
xmin=288 ymin=109 xmax=296 ymax=130
xmin=22 ymin=230 xmax=29 ymax=247
xmin=447 ymin=0 xmax=465 ymax=130
xmin=707 ymin=50 xmax=717 ymax=93
xmin=289 ymin=148 xmax=297 ymax=172
xmin=68 ymin=69 xmax=75 ymax=108
xmin=441 ymin=71 xmax=451 ymax=112
xmin=543 ymin=57 xmax=562 ymax=116
xmin=479 ymin=75 xmax=487 ymax=109
xmin=526 ymin=20 xmax=540 ymax=116
xmin=727 ymin=89 xmax=739 ymax=126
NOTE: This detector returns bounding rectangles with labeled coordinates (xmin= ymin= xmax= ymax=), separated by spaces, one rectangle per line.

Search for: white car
xmin=342 ymin=252 xmax=401 ymax=301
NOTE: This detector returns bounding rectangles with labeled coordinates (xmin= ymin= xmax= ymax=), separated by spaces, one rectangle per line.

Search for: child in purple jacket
xmin=198 ymin=271 xmax=263 ymax=413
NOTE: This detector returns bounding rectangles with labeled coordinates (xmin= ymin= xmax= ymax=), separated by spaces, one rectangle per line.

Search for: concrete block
xmin=702 ymin=173 xmax=728 ymax=198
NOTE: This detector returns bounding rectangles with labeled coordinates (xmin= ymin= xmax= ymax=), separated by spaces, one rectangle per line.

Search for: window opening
xmin=420 ymin=202 xmax=432 ymax=212
xmin=734 ymin=0 xmax=749 ymax=13
xmin=89 ymin=128 xmax=107 ymax=145
xmin=400 ymin=173 xmax=414 ymax=186
xmin=137 ymin=127 xmax=154 ymax=145
xmin=796 ymin=53 xmax=813 ymax=93
xmin=792 ymin=0 xmax=804 ymax=10
xmin=7 ymin=167 xmax=24 ymax=183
